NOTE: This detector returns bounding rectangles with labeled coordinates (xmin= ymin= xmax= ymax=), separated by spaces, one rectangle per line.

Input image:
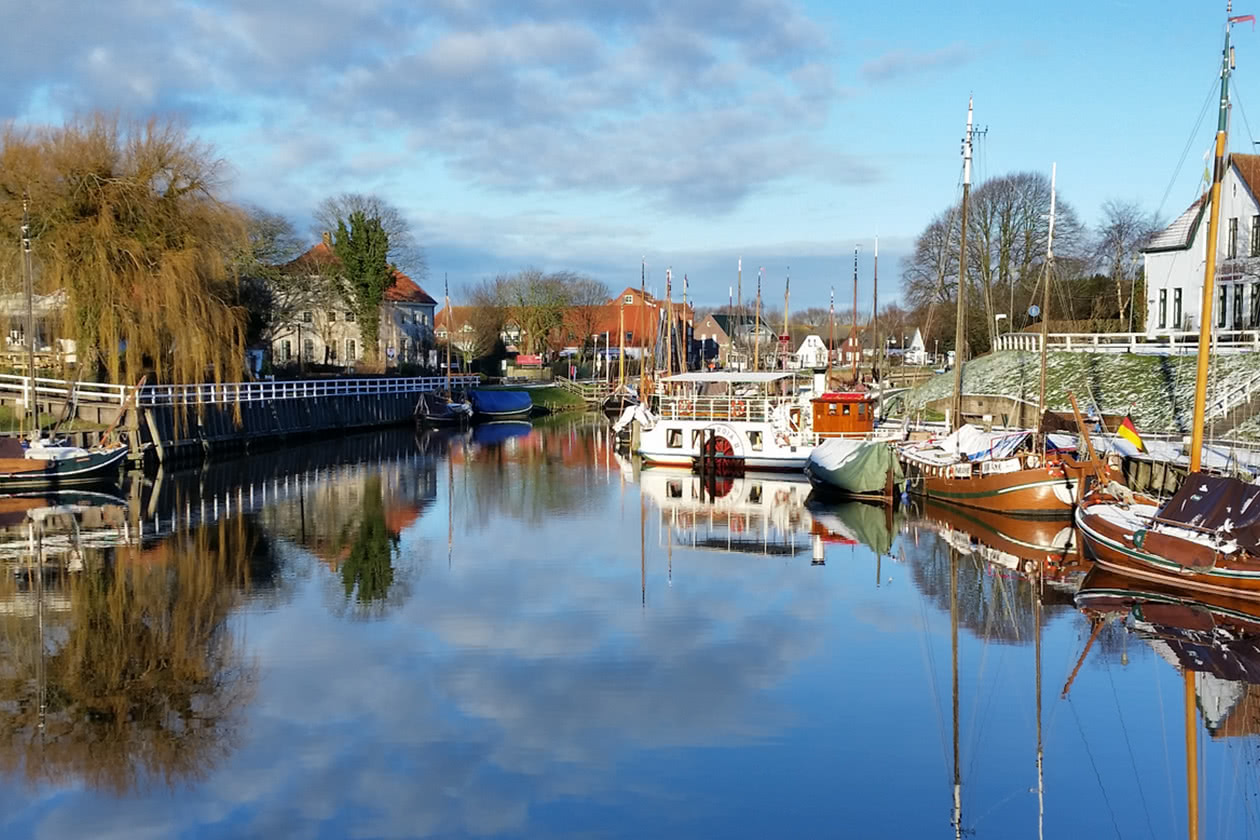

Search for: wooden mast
xmin=782 ymin=268 xmax=790 ymax=370
xmin=852 ymin=245 xmax=859 ymax=381
xmin=950 ymin=97 xmax=975 ymax=434
xmin=873 ymin=235 xmax=880 ymax=393
xmin=754 ymin=268 xmax=762 ymax=370
xmin=21 ymin=194 xmax=35 ymax=438
xmin=680 ymin=273 xmax=689 ymax=374
xmin=618 ymin=293 xmax=625 ymax=387
xmin=1190 ymin=7 xmax=1246 ymax=473
xmin=828 ymin=286 xmax=835 ymax=380
xmin=664 ymin=268 xmax=673 ymax=378
xmin=1038 ymin=164 xmax=1057 ymax=446
xmin=639 ymin=258 xmax=648 ymax=398
xmin=444 ymin=273 xmax=452 ymax=395
xmin=736 ymin=257 xmax=743 ymax=359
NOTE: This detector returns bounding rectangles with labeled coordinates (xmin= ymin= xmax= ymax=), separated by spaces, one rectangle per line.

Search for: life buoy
xmin=1026 ymin=454 xmax=1040 ymax=469
xmin=733 ymin=399 xmax=747 ymax=419
xmin=678 ymin=401 xmax=693 ymax=417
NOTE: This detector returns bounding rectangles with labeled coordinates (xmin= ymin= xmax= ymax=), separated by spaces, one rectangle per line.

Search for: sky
xmin=0 ymin=0 xmax=1251 ymax=307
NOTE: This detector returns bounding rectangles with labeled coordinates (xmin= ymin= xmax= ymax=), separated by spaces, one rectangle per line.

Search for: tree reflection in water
xmin=0 ymin=515 xmax=270 ymax=795
xmin=338 ymin=475 xmax=399 ymax=609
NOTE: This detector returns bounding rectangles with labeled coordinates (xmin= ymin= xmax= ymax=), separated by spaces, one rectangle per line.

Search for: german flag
xmin=1117 ymin=414 xmax=1146 ymax=452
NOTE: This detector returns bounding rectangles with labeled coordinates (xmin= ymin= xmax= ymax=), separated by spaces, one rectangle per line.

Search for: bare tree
xmin=1093 ymin=200 xmax=1160 ymax=331
xmin=565 ymin=275 xmax=612 ymax=366
xmin=314 ymin=193 xmax=426 ymax=279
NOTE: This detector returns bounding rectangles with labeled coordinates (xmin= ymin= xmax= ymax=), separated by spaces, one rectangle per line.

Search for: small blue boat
xmin=469 ymin=389 xmax=533 ymax=421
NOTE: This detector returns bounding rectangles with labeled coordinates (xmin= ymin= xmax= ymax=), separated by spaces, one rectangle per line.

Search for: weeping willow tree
xmin=0 ymin=114 xmax=248 ymax=384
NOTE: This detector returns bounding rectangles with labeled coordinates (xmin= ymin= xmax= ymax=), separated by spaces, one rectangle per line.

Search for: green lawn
xmin=0 ymin=405 xmax=107 ymax=432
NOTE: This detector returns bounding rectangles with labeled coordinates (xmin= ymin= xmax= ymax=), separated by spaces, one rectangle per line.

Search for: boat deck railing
xmin=655 ymin=395 xmax=783 ymax=423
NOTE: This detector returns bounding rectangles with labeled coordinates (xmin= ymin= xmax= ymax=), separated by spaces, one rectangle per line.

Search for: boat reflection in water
xmin=914 ymin=499 xmax=1086 ymax=588
xmin=638 ymin=467 xmax=898 ymax=563
xmin=1073 ymin=567 xmax=1260 ymax=839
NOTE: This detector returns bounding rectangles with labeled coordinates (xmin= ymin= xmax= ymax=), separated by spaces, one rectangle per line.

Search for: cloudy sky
xmin=0 ymin=0 xmax=1244 ymax=304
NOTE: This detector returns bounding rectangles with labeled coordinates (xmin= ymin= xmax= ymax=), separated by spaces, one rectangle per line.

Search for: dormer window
xmin=624 ymin=295 xmax=634 ymax=305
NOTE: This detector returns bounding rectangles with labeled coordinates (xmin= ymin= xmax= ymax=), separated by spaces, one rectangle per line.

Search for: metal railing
xmin=0 ymin=374 xmax=481 ymax=408
xmin=995 ymin=330 xmax=1260 ymax=355
xmin=656 ymin=396 xmax=773 ymax=423
xmin=554 ymin=376 xmax=615 ymax=403
xmin=136 ymin=376 xmax=481 ymax=406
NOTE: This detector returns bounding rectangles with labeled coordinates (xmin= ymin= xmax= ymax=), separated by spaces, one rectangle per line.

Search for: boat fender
xmin=1026 ymin=454 xmax=1040 ymax=469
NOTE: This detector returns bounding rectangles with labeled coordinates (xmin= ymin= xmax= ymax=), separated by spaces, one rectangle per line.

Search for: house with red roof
xmin=272 ymin=233 xmax=437 ymax=368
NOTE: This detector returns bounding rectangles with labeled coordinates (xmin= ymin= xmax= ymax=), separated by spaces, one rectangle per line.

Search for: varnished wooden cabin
xmin=811 ymin=392 xmax=876 ymax=438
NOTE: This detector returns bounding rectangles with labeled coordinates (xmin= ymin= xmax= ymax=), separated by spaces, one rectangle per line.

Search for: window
xmin=667 ymin=480 xmax=682 ymax=499
xmin=346 ymin=339 xmax=356 ymax=361
xmin=1230 ymin=217 xmax=1239 ymax=258
xmin=1253 ymin=283 xmax=1260 ymax=327
xmin=1174 ymin=288 xmax=1183 ymax=329
xmin=346 ymin=311 xmax=355 ymax=322
xmin=328 ymin=310 xmax=336 ymax=322
xmin=302 ymin=311 xmax=313 ymax=323
xmin=1158 ymin=290 xmax=1167 ymax=328
xmin=303 ymin=338 xmax=315 ymax=361
xmin=749 ymin=431 xmax=763 ymax=451
xmin=858 ymin=403 xmax=866 ymax=417
xmin=328 ymin=344 xmax=337 ymax=362
xmin=842 ymin=404 xmax=851 ymax=416
xmin=625 ymin=331 xmax=633 ymax=344
xmin=1219 ymin=285 xmax=1228 ymax=328
xmin=625 ymin=295 xmax=634 ymax=305
xmin=281 ymin=340 xmax=291 ymax=362
xmin=1236 ymin=283 xmax=1245 ymax=329
xmin=827 ymin=403 xmax=837 ymax=415
xmin=666 ymin=429 xmax=682 ymax=448
xmin=1252 ymin=215 xmax=1260 ymax=257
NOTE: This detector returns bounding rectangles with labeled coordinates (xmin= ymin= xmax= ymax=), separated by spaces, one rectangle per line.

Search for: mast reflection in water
xmin=1 ymin=422 xmax=1259 ymax=837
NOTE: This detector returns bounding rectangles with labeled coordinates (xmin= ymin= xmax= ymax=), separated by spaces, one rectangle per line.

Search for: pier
xmin=0 ymin=374 xmax=479 ymax=464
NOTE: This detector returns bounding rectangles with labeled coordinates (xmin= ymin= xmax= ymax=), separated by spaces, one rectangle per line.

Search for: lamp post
xmin=995 ymin=313 xmax=1008 ymax=346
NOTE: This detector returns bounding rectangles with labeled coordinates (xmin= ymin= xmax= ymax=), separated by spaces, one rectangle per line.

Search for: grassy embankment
xmin=893 ymin=350 xmax=1260 ymax=436
xmin=0 ymin=405 xmax=106 ymax=432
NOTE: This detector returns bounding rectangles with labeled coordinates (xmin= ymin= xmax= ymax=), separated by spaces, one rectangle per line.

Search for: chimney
xmin=321 ymin=230 xmax=332 ymax=247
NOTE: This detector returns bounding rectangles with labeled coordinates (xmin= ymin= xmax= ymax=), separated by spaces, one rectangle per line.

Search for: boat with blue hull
xmin=0 ymin=438 xmax=129 ymax=489
xmin=469 ymin=389 xmax=533 ymax=421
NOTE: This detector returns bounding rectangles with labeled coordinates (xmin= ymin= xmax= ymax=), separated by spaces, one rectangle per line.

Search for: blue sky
xmin=0 ymin=0 xmax=1250 ymax=305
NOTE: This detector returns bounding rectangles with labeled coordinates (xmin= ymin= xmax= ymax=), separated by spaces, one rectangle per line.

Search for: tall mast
xmin=639 ymin=258 xmax=648 ymax=397
xmin=782 ymin=268 xmax=791 ymax=370
xmin=755 ymin=268 xmax=762 ymax=370
xmin=1191 ymin=6 xmax=1250 ymax=472
xmin=618 ymin=290 xmax=626 ymax=386
xmin=829 ymin=285 xmax=835 ymax=376
xmin=950 ymin=97 xmax=975 ymax=434
xmin=21 ymin=195 xmax=35 ymax=437
xmin=1038 ymin=164 xmax=1057 ymax=443
xmin=680 ymin=273 xmax=689 ymax=373
xmin=664 ymin=268 xmax=673 ymax=378
xmin=444 ymin=273 xmax=451 ymax=394
xmin=852 ymin=245 xmax=859 ymax=381
xmin=873 ymin=235 xmax=880 ymax=391
xmin=727 ymin=283 xmax=733 ymax=369
xmin=737 ymin=257 xmax=743 ymax=355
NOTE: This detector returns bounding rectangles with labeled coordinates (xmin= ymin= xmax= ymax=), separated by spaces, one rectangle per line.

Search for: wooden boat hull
xmin=0 ymin=445 xmax=129 ymax=489
xmin=902 ymin=460 xmax=1078 ymax=518
xmin=1076 ymin=498 xmax=1260 ymax=600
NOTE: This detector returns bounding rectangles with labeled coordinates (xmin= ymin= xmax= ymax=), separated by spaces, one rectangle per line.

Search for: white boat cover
xmin=906 ymin=424 xmax=1029 ymax=464
xmin=613 ymin=404 xmax=657 ymax=433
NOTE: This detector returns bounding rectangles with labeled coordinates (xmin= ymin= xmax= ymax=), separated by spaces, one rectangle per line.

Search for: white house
xmin=1145 ymin=153 xmax=1260 ymax=336
xmin=794 ymin=334 xmax=829 ymax=369
xmin=904 ymin=328 xmax=928 ymax=365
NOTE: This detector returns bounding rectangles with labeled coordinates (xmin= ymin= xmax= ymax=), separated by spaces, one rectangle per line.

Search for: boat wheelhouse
xmin=635 ymin=371 xmax=816 ymax=471
xmin=811 ymin=391 xmax=877 ymax=438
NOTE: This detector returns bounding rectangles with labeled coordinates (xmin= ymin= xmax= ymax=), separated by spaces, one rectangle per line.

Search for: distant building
xmin=904 ymin=328 xmax=928 ymax=365
xmin=271 ymin=235 xmax=436 ymax=368
xmin=794 ymin=334 xmax=829 ymax=369
xmin=1145 ymin=153 xmax=1260 ymax=336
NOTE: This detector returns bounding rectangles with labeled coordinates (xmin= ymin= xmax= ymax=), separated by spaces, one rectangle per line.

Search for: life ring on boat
xmin=733 ymin=399 xmax=747 ymax=419
xmin=678 ymin=400 xmax=693 ymax=417
xmin=1026 ymin=454 xmax=1040 ymax=469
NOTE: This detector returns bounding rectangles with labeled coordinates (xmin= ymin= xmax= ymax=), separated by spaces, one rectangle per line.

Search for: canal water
xmin=0 ymin=419 xmax=1255 ymax=838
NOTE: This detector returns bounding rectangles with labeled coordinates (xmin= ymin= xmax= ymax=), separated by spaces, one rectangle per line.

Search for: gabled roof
xmin=287 ymin=241 xmax=436 ymax=306
xmin=1145 ymin=196 xmax=1206 ymax=253
xmin=710 ymin=313 xmax=773 ymax=334
xmin=1232 ymin=152 xmax=1260 ymax=202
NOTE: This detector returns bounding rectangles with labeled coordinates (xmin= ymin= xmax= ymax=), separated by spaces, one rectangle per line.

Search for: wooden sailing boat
xmin=0 ymin=198 xmax=129 ymax=488
xmin=1075 ymin=7 xmax=1260 ymax=599
xmin=416 ymin=274 xmax=471 ymax=426
xmin=900 ymin=110 xmax=1098 ymax=517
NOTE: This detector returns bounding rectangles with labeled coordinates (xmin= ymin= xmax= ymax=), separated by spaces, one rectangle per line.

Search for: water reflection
xmin=4 ymin=420 xmax=1259 ymax=837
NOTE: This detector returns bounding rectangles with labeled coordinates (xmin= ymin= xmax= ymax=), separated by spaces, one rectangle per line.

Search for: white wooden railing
xmin=0 ymin=375 xmax=481 ymax=408
xmin=995 ymin=330 xmax=1260 ymax=355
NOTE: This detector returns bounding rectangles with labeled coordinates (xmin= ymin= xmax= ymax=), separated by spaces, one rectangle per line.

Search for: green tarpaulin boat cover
xmin=805 ymin=439 xmax=903 ymax=497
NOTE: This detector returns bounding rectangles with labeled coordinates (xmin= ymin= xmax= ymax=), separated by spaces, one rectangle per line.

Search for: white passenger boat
xmin=633 ymin=371 xmax=818 ymax=472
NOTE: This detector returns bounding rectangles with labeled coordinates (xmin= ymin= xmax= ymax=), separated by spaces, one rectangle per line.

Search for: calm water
xmin=0 ymin=419 xmax=1256 ymax=839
